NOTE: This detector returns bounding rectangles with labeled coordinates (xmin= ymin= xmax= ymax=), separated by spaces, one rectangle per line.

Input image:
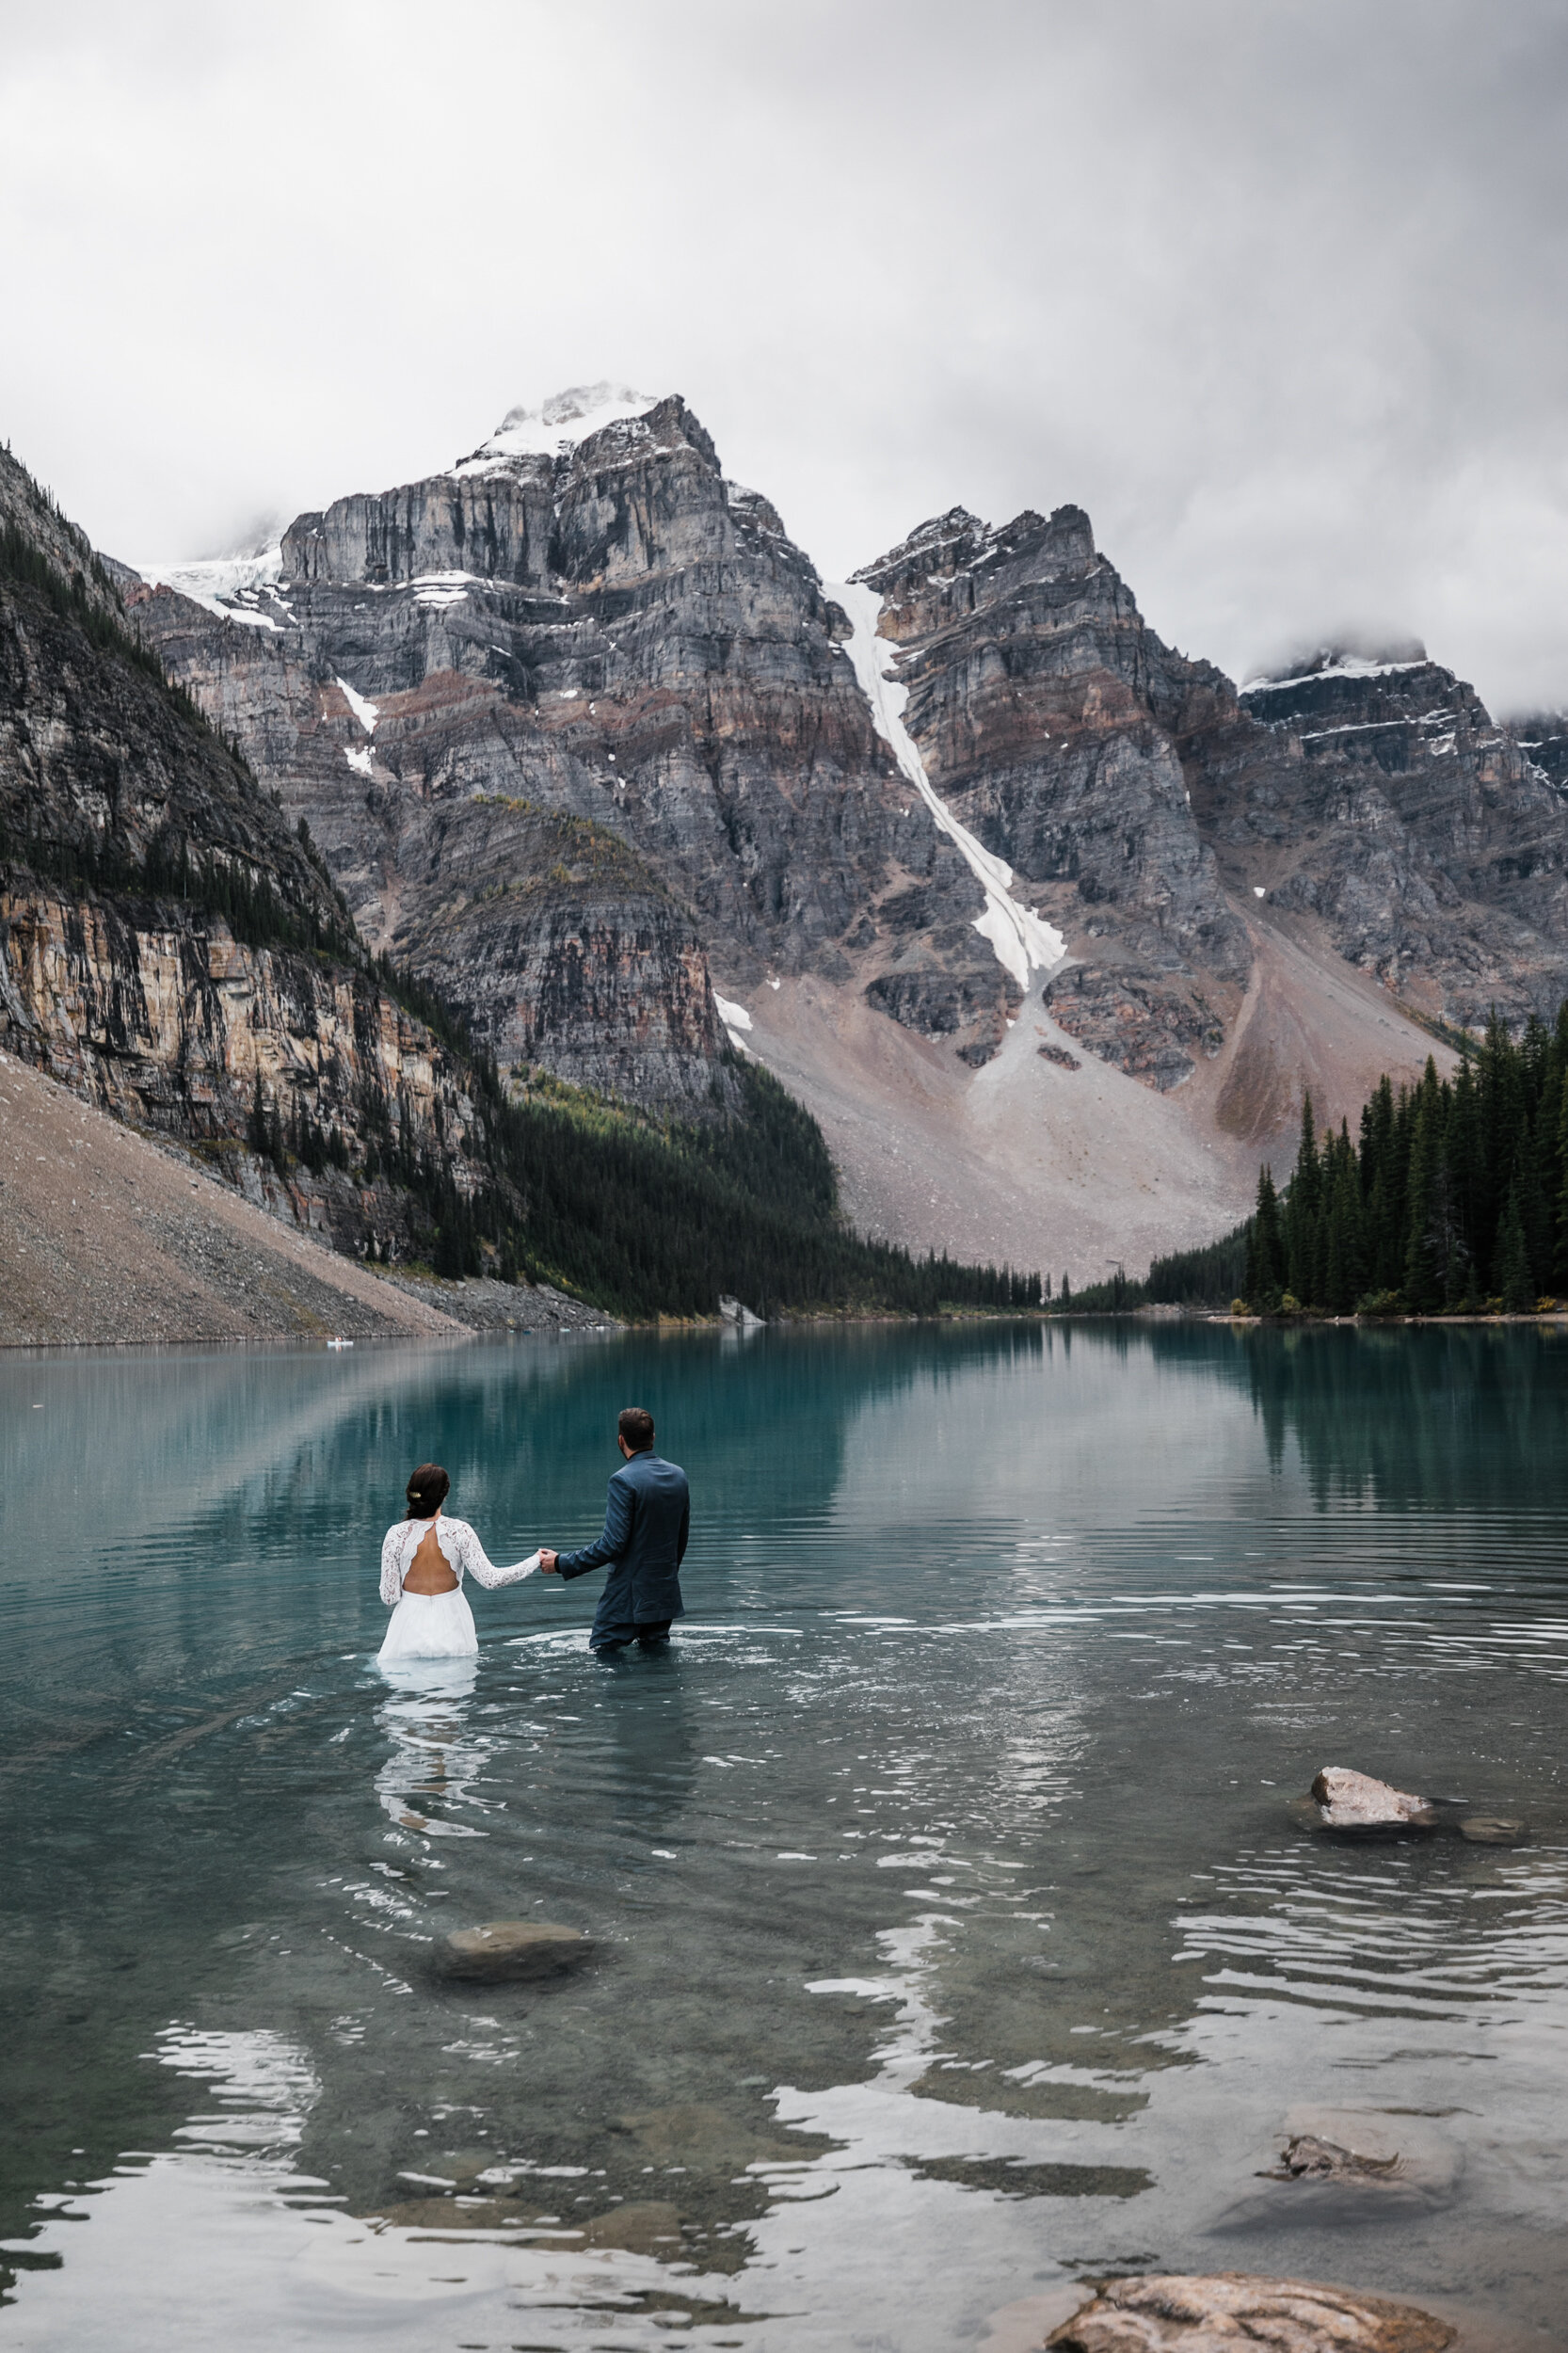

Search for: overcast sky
xmin=4 ymin=1 xmax=1567 ymax=711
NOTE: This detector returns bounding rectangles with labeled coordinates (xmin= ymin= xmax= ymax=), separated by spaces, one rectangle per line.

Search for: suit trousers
xmin=591 ymin=1618 xmax=674 ymax=1654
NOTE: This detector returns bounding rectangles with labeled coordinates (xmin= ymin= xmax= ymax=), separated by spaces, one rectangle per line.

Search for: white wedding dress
xmin=377 ymin=1513 xmax=539 ymax=1662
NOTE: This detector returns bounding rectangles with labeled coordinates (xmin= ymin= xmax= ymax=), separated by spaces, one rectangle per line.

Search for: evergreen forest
xmin=352 ymin=1051 xmax=1046 ymax=1322
xmin=1065 ymin=1004 xmax=1568 ymax=1318
xmin=1241 ymin=1008 xmax=1568 ymax=1315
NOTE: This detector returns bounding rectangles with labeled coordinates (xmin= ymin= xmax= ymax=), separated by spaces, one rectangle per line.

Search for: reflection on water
xmin=376 ymin=1668 xmax=484 ymax=1837
xmin=3 ymin=1322 xmax=1568 ymax=2348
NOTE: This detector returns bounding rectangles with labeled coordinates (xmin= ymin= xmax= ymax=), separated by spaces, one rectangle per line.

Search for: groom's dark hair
xmin=618 ymin=1407 xmax=655 ymax=1452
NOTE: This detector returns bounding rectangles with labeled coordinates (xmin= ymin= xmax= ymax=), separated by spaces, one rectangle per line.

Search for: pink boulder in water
xmin=1045 ymin=2271 xmax=1454 ymax=2352
xmin=1309 ymin=1767 xmax=1434 ymax=1831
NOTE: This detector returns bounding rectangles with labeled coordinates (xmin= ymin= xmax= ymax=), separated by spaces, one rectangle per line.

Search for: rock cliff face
xmin=854 ymin=506 xmax=1568 ymax=1072
xmin=0 ymin=445 xmax=485 ymax=1261
xmin=109 ymin=383 xmax=1568 ymax=1279
xmin=1512 ymin=712 xmax=1568 ymax=794
xmin=133 ymin=388 xmax=1011 ymax=1092
xmin=1171 ymin=648 xmax=1568 ymax=1031
xmin=855 ymin=504 xmax=1251 ymax=1090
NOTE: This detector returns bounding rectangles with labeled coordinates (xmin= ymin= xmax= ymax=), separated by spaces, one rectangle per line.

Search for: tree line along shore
xmin=1059 ymin=1004 xmax=1568 ymax=1321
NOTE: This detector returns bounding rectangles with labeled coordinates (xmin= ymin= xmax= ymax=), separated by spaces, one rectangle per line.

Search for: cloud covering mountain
xmin=4 ymin=0 xmax=1568 ymax=712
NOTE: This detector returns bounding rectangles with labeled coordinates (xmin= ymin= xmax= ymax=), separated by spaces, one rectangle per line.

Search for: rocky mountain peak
xmin=446 ymin=388 xmax=726 ymax=502
xmin=1242 ymin=640 xmax=1430 ymax=695
xmin=454 ymin=382 xmax=660 ymax=476
xmin=726 ymin=482 xmax=819 ymax=583
xmin=855 ymin=501 xmax=1104 ymax=645
xmin=853 ymin=506 xmax=990 ymax=587
xmin=553 ymin=394 xmax=729 ymax=584
xmin=278 ymin=391 xmax=730 ymax=593
xmin=0 ymin=444 xmax=122 ymax=626
xmin=971 ymin=504 xmax=1098 ymax=597
xmin=565 ymin=392 xmax=719 ymax=476
xmin=1238 ymin=640 xmax=1479 ymax=737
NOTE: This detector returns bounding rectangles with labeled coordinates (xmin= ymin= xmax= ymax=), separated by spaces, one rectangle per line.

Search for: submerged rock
xmin=1260 ymin=2106 xmax=1459 ymax=2201
xmin=582 ymin=2199 xmax=684 ymax=2256
xmin=440 ymin=1921 xmax=588 ymax=1981
xmin=1045 ymin=2271 xmax=1454 ymax=2352
xmin=1458 ymin=1816 xmax=1527 ymax=1845
xmin=1309 ymin=1767 xmax=1436 ymax=1833
xmin=1272 ymin=2133 xmax=1399 ymax=2182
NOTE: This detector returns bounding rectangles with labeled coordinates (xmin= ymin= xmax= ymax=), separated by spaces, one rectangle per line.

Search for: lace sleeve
xmin=456 ymin=1522 xmax=540 ymax=1589
xmin=379 ymin=1525 xmax=405 ymax=1608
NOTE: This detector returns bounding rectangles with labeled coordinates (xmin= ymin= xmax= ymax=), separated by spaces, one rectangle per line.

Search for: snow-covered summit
xmin=1241 ymin=643 xmax=1430 ymax=696
xmin=453 ymin=383 xmax=661 ymax=475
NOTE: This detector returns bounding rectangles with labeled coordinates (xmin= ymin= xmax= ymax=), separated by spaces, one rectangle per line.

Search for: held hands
xmin=538 ymin=1548 xmax=560 ymax=1575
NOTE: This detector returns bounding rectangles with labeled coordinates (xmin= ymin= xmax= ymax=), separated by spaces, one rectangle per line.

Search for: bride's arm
xmin=457 ymin=1525 xmax=540 ymax=1588
xmin=379 ymin=1527 xmax=405 ymax=1608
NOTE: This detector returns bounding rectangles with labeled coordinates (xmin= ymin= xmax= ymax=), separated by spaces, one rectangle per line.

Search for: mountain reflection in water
xmin=2 ymin=1322 xmax=1565 ymax=2350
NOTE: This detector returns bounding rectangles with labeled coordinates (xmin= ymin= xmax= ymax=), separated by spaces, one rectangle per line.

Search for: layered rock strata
xmin=0 ymin=879 xmax=483 ymax=1257
xmin=132 ymin=391 xmax=1013 ymax=1091
xmin=123 ymin=388 xmax=1568 ymax=1225
xmin=0 ymin=446 xmax=486 ymax=1262
xmin=1178 ymin=648 xmax=1568 ymax=1030
xmin=854 ymin=504 xmax=1250 ymax=1090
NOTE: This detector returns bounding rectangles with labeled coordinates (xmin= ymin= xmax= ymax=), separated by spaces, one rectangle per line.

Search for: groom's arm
xmin=551 ymin=1475 xmax=633 ymax=1580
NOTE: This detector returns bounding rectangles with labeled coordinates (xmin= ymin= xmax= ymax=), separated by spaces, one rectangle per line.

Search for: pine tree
xmin=1403 ymin=1084 xmax=1441 ymax=1311
xmin=1446 ymin=1059 xmax=1485 ymax=1272
xmin=1523 ymin=1071 xmax=1560 ymax=1288
xmin=1285 ymin=1094 xmax=1320 ymax=1299
xmin=1245 ymin=1166 xmax=1287 ymax=1306
xmin=1497 ymin=1181 xmax=1534 ymax=1312
xmin=1323 ymin=1132 xmax=1366 ymax=1313
xmin=1360 ymin=1078 xmax=1400 ymax=1286
xmin=1553 ymin=1077 xmax=1568 ymax=1290
xmin=1480 ymin=1010 xmax=1527 ymax=1283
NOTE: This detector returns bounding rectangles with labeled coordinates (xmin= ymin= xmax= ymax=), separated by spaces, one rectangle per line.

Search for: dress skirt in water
xmin=378 ymin=1586 xmax=479 ymax=1663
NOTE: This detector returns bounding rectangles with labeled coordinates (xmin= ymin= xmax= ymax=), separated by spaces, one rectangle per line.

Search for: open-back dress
xmin=378 ymin=1514 xmax=539 ymax=1662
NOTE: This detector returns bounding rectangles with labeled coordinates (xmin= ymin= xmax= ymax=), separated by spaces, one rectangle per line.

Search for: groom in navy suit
xmin=539 ymin=1407 xmax=690 ymax=1653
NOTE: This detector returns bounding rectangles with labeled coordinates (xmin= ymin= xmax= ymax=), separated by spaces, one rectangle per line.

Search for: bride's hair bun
xmin=405 ymin=1462 xmax=451 ymax=1519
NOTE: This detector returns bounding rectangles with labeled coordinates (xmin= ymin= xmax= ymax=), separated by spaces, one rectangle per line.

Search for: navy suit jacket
xmin=557 ymin=1450 xmax=690 ymax=1637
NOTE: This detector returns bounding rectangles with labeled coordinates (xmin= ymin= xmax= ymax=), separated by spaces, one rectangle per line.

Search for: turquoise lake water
xmin=2 ymin=1321 xmax=1565 ymax=2350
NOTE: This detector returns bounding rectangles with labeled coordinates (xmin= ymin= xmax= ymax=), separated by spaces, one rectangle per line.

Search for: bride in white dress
xmin=378 ymin=1462 xmax=540 ymax=1663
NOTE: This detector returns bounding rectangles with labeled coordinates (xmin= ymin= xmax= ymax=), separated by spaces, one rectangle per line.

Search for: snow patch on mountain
xmin=454 ymin=383 xmax=659 ymax=475
xmin=335 ymin=677 xmax=379 ymax=734
xmin=137 ymin=540 xmax=286 ymax=629
xmin=1241 ymin=650 xmax=1429 ymax=696
xmin=409 ymin=570 xmax=478 ymax=609
xmin=831 ymin=582 xmax=1065 ymax=995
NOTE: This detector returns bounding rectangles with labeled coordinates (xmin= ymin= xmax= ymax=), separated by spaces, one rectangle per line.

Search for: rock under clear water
xmin=1458 ymin=1817 xmax=1527 ymax=1844
xmin=1045 ymin=2271 xmax=1454 ymax=2352
xmin=440 ymin=1920 xmax=588 ymax=1980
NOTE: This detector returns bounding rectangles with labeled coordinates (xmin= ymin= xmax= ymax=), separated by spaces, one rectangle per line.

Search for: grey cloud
xmin=2 ymin=0 xmax=1566 ymax=708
